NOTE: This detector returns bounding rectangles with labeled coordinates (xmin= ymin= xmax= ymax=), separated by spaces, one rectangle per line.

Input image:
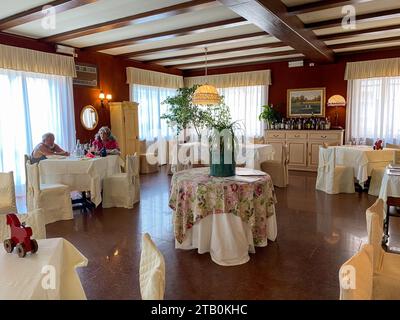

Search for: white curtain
xmin=218 ymin=85 xmax=267 ymax=137
xmin=346 ymin=77 xmax=400 ymax=144
xmin=130 ymin=84 xmax=177 ymax=165
xmin=0 ymin=68 xmax=75 ymax=195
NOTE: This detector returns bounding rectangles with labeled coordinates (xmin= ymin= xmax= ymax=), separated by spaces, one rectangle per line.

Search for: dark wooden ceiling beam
xmin=167 ymin=50 xmax=299 ymax=68
xmin=219 ymin=0 xmax=334 ymax=63
xmin=83 ymin=17 xmax=247 ymax=51
xmin=145 ymin=42 xmax=288 ymax=63
xmin=318 ymin=24 xmax=400 ymax=41
xmin=119 ymin=31 xmax=268 ymax=58
xmin=306 ymin=8 xmax=400 ymax=30
xmin=41 ymin=0 xmax=217 ymax=42
xmin=287 ymin=0 xmax=372 ymax=15
xmin=0 ymin=0 xmax=98 ymax=30
xmin=328 ymin=35 xmax=400 ymax=50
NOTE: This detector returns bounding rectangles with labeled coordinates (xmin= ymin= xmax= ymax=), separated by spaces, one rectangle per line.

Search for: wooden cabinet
xmin=264 ymin=130 xmax=344 ymax=171
xmin=109 ymin=101 xmax=139 ymax=159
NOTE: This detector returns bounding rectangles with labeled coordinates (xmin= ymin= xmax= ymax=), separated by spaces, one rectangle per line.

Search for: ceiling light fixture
xmin=192 ymin=47 xmax=221 ymax=106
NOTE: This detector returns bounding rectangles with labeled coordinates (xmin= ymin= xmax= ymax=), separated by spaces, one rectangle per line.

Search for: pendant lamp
xmin=192 ymin=47 xmax=221 ymax=106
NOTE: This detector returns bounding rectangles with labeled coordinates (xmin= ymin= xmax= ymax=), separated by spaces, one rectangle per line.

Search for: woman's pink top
xmin=92 ymin=139 xmax=119 ymax=151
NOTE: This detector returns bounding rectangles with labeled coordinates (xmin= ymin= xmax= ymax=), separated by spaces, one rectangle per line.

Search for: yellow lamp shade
xmin=327 ymin=95 xmax=346 ymax=107
xmin=99 ymin=92 xmax=105 ymax=100
xmin=106 ymin=94 xmax=112 ymax=100
xmin=192 ymin=84 xmax=221 ymax=106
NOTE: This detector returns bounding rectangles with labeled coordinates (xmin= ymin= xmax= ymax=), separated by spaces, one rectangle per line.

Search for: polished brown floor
xmin=34 ymin=168 xmax=400 ymax=300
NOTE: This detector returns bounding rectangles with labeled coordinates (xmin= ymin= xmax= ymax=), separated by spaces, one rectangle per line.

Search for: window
xmin=131 ymin=84 xmax=176 ymax=141
xmin=218 ymin=85 xmax=267 ymax=137
xmin=347 ymin=77 xmax=400 ymax=144
xmin=0 ymin=68 xmax=75 ymax=194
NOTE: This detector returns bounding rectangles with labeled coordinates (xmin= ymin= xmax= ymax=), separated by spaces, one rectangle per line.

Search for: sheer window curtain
xmin=217 ymin=85 xmax=267 ymax=137
xmin=346 ymin=77 xmax=400 ymax=144
xmin=130 ymin=84 xmax=177 ymax=165
xmin=0 ymin=68 xmax=75 ymax=195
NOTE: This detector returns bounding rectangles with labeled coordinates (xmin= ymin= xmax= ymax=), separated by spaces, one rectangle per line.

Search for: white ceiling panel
xmin=178 ymin=53 xmax=304 ymax=69
xmin=0 ymin=0 xmax=49 ymax=20
xmin=299 ymin=0 xmax=400 ymax=25
xmin=314 ymin=17 xmax=400 ymax=36
xmin=62 ymin=5 xmax=241 ymax=48
xmin=334 ymin=40 xmax=400 ymax=53
xmin=160 ymin=46 xmax=295 ymax=66
xmin=99 ymin=24 xmax=264 ymax=55
xmin=6 ymin=0 xmax=192 ymax=38
xmin=325 ymin=28 xmax=400 ymax=46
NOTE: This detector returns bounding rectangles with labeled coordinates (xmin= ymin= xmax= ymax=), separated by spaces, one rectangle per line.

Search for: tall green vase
xmin=209 ymin=129 xmax=236 ymax=177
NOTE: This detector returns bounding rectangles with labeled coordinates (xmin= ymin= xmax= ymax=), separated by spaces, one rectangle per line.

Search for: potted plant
xmin=203 ymin=102 xmax=240 ymax=177
xmin=259 ymin=104 xmax=281 ymax=129
xmin=161 ymin=85 xmax=209 ymax=140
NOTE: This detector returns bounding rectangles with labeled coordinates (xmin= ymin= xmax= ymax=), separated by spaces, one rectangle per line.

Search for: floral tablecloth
xmin=169 ymin=167 xmax=277 ymax=246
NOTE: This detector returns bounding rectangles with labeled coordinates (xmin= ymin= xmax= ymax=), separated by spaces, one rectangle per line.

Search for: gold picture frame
xmin=287 ymin=87 xmax=326 ymax=117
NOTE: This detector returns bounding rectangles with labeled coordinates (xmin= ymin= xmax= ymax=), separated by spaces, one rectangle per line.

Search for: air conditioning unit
xmin=56 ymin=44 xmax=77 ymax=57
xmin=288 ymin=60 xmax=304 ymax=68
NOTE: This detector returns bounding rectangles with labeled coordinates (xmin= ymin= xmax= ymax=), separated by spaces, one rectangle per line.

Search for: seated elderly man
xmin=31 ymin=133 xmax=70 ymax=163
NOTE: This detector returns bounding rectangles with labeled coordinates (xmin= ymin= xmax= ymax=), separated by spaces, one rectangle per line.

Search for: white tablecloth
xmin=379 ymin=169 xmax=400 ymax=202
xmin=172 ymin=142 xmax=274 ymax=171
xmin=176 ymin=213 xmax=277 ymax=266
xmin=334 ymin=146 xmax=396 ymax=183
xmin=0 ymin=238 xmax=87 ymax=300
xmin=39 ymin=155 xmax=121 ymax=207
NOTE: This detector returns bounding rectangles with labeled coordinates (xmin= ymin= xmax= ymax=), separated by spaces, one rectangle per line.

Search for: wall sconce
xmin=99 ymin=91 xmax=112 ymax=107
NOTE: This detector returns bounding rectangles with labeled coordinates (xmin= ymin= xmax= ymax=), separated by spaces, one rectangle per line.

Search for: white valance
xmin=345 ymin=57 xmax=400 ymax=80
xmin=184 ymin=70 xmax=271 ymax=88
xmin=0 ymin=44 xmax=76 ymax=77
xmin=126 ymin=67 xmax=183 ymax=88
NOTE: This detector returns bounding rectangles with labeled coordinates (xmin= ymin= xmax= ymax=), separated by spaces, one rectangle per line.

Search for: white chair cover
xmin=260 ymin=144 xmax=289 ymax=188
xmin=316 ymin=147 xmax=355 ymax=194
xmin=26 ymin=162 xmax=73 ymax=225
xmin=0 ymin=209 xmax=46 ymax=241
xmin=140 ymin=233 xmax=165 ymax=300
xmin=368 ymin=167 xmax=386 ymax=196
xmin=0 ymin=171 xmax=17 ymax=214
xmin=102 ymin=154 xmax=140 ymax=209
xmin=366 ymin=199 xmax=400 ymax=299
xmin=339 ymin=244 xmax=374 ymax=300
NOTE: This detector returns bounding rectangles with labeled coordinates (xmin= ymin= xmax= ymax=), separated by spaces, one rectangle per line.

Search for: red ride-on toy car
xmin=3 ymin=214 xmax=38 ymax=258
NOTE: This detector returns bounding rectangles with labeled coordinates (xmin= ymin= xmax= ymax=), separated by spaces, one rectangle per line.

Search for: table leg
xmin=72 ymin=191 xmax=95 ymax=212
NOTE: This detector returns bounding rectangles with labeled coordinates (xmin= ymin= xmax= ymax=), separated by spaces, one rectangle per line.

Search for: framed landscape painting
xmin=287 ymin=88 xmax=326 ymax=117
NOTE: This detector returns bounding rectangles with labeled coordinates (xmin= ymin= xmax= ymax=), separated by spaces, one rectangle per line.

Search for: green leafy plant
xmin=161 ymin=85 xmax=209 ymax=137
xmin=258 ymin=104 xmax=282 ymax=123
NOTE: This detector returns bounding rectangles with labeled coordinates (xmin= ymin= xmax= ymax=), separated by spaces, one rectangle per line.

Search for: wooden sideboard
xmin=264 ymin=129 xmax=344 ymax=172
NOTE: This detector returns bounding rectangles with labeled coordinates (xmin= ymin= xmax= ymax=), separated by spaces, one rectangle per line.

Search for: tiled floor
xmin=22 ymin=168 xmax=400 ymax=300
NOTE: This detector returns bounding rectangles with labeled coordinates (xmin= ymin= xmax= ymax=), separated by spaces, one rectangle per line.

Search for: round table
xmin=169 ymin=167 xmax=277 ymax=266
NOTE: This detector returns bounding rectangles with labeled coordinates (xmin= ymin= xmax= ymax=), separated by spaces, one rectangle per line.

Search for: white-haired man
xmin=31 ymin=133 xmax=70 ymax=163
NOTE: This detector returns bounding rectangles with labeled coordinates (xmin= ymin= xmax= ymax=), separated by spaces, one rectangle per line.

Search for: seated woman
xmin=91 ymin=126 xmax=120 ymax=155
xmin=31 ymin=133 xmax=70 ymax=163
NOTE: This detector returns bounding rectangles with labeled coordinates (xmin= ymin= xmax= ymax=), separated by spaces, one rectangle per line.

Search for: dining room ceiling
xmin=1 ymin=0 xmax=400 ymax=71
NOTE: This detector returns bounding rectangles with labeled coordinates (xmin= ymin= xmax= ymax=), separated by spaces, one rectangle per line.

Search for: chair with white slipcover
xmin=26 ymin=162 xmax=73 ymax=225
xmin=140 ymin=233 xmax=165 ymax=300
xmin=0 ymin=171 xmax=17 ymax=215
xmin=260 ymin=144 xmax=289 ymax=188
xmin=365 ymin=199 xmax=400 ymax=299
xmin=102 ymin=154 xmax=140 ymax=209
xmin=316 ymin=146 xmax=355 ymax=194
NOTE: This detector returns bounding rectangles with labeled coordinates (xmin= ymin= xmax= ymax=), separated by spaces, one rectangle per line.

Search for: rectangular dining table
xmin=39 ymin=155 xmax=121 ymax=207
xmin=334 ymin=145 xmax=397 ymax=184
xmin=0 ymin=238 xmax=87 ymax=300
